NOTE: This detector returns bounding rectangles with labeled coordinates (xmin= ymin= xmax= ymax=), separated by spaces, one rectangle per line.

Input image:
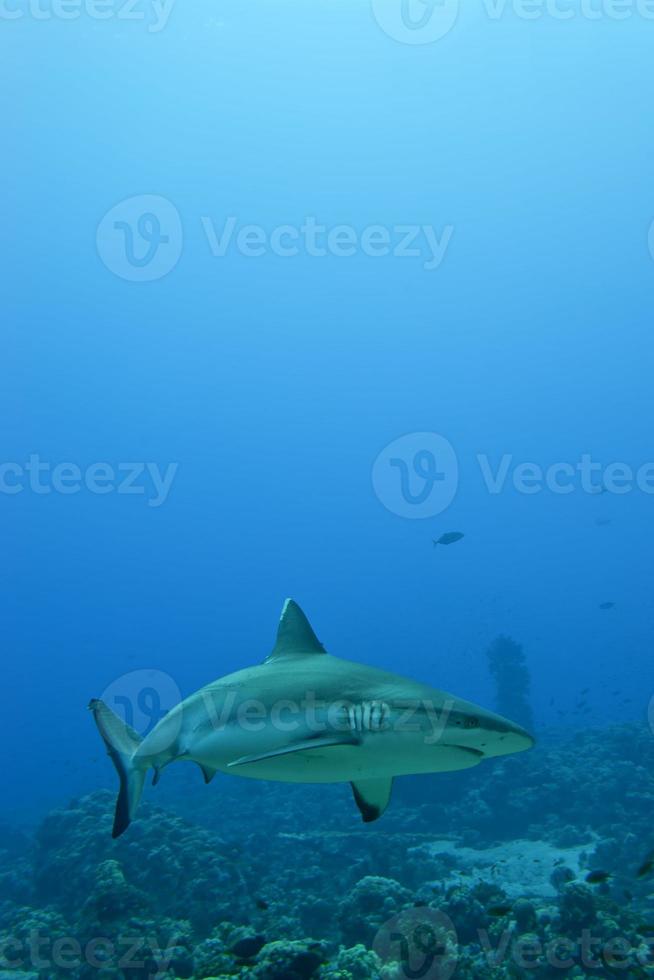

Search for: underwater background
xmin=3 ymin=1 xmax=654 ymax=977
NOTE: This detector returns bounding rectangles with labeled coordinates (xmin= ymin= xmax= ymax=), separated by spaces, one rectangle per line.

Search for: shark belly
xmin=195 ymin=731 xmax=483 ymax=784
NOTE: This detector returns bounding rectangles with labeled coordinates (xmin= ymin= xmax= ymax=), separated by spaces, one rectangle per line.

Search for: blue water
xmin=3 ymin=1 xmax=654 ymax=829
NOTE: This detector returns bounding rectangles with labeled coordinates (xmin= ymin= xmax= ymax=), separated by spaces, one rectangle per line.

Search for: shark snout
xmin=441 ymin=702 xmax=534 ymax=759
xmin=475 ymin=714 xmax=535 ymax=758
xmin=491 ymin=720 xmax=534 ymax=756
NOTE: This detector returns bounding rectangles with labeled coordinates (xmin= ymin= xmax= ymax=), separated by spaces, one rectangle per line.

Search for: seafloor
xmin=1 ymin=723 xmax=653 ymax=979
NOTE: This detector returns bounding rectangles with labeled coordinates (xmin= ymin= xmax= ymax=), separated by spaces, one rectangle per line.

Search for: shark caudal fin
xmin=89 ymin=698 xmax=147 ymax=839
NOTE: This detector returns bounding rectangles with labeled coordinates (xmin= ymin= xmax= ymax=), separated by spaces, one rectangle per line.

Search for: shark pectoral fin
xmin=351 ymin=777 xmax=394 ymax=823
xmin=198 ymin=763 xmax=217 ymax=784
xmin=227 ymin=734 xmax=360 ymax=768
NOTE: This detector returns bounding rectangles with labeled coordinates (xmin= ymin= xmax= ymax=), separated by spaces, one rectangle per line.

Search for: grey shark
xmin=91 ymin=600 xmax=534 ymax=838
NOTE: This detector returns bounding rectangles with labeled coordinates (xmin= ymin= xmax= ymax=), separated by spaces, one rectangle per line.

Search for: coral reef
xmin=486 ymin=634 xmax=534 ymax=732
xmin=1 ymin=724 xmax=653 ymax=978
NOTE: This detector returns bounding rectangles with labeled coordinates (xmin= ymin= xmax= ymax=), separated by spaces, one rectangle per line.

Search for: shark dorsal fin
xmin=265 ymin=599 xmax=326 ymax=663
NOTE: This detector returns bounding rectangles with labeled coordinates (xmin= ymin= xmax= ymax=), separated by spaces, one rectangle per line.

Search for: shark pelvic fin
xmin=198 ymin=763 xmax=217 ymax=784
xmin=351 ymin=778 xmax=394 ymax=823
xmin=227 ymin=733 xmax=360 ymax=768
xmin=264 ymin=599 xmax=326 ymax=663
xmin=89 ymin=699 xmax=147 ymax=839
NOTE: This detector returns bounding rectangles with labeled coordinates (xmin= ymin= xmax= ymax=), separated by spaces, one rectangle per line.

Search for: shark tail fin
xmin=89 ymin=698 xmax=147 ymax=839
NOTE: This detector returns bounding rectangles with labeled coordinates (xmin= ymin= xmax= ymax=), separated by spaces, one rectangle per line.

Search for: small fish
xmin=637 ymin=856 xmax=654 ymax=879
xmin=255 ymin=899 xmax=269 ymax=910
xmin=585 ymin=870 xmax=611 ymax=885
xmin=487 ymin=904 xmax=513 ymax=917
xmin=433 ymin=532 xmax=465 ymax=547
xmin=231 ymin=936 xmax=266 ymax=960
xmin=599 ymin=602 xmax=615 ymax=610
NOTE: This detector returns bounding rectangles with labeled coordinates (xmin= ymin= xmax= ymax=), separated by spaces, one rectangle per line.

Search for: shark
xmin=90 ymin=599 xmax=534 ymax=838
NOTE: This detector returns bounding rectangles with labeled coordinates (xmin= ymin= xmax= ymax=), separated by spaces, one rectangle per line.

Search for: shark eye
xmin=464 ymin=716 xmax=480 ymax=729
